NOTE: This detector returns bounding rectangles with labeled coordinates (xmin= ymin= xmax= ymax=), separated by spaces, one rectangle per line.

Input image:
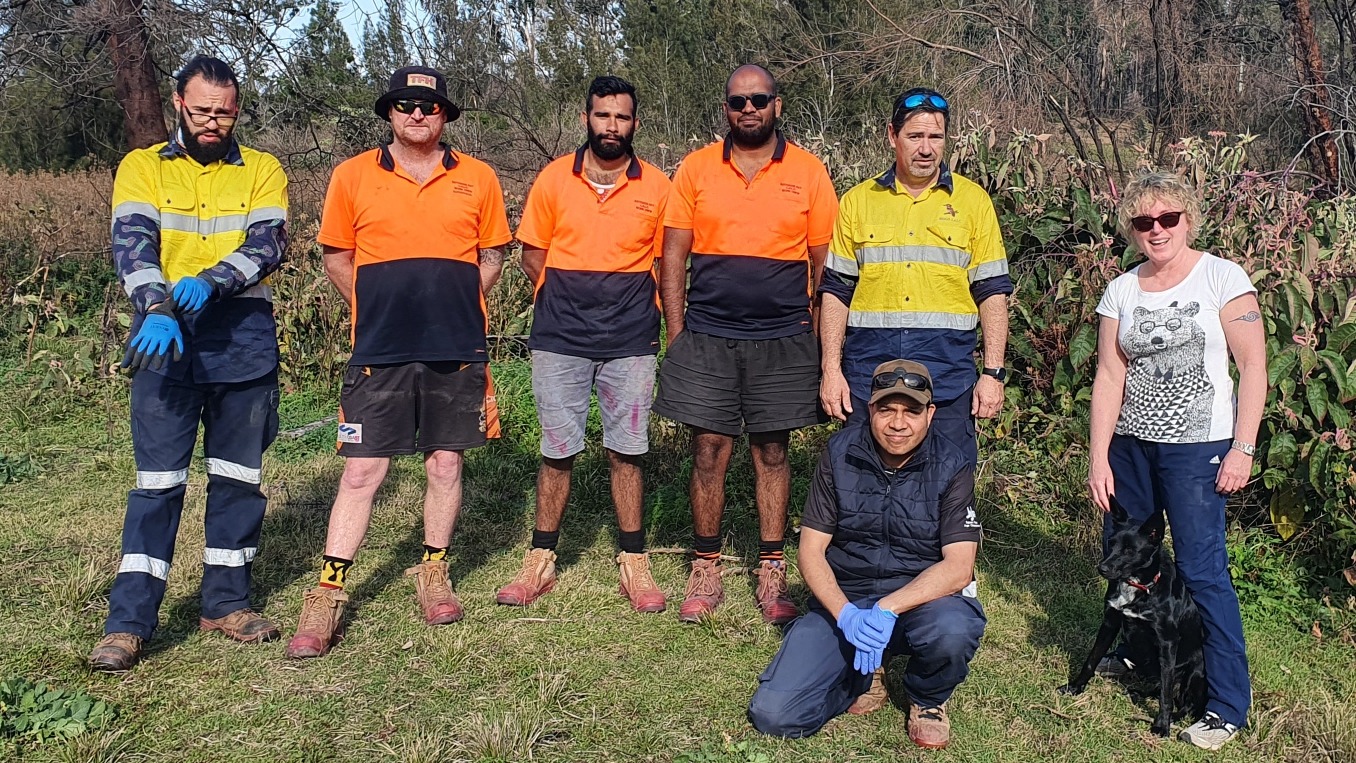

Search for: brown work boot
xmin=496 ymin=548 xmax=557 ymax=606
xmin=89 ymin=633 xmax=143 ymax=672
xmin=908 ymin=702 xmax=951 ymax=749
xmin=754 ymin=560 xmax=798 ymax=624
xmin=616 ymin=551 xmax=667 ymax=613
xmin=285 ymin=586 xmax=348 ymax=659
xmin=406 ymin=559 xmax=464 ymax=625
xmin=847 ymin=666 xmax=889 ymax=715
xmin=678 ymin=558 xmax=725 ymax=622
xmin=200 ymin=608 xmax=280 ymax=643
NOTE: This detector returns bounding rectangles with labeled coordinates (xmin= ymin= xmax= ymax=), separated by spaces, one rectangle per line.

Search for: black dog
xmin=1059 ymin=498 xmax=1207 ymax=736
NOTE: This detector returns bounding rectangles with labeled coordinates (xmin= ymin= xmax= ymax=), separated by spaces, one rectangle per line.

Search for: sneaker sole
xmin=495 ymin=579 xmax=556 ymax=606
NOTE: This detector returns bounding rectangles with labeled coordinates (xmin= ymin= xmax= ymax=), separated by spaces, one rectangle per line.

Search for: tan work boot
xmin=754 ymin=560 xmax=798 ymax=624
xmin=200 ymin=608 xmax=280 ymax=643
xmin=907 ymin=702 xmax=951 ymax=749
xmin=496 ymin=548 xmax=557 ymax=606
xmin=405 ymin=559 xmax=464 ymax=625
xmin=89 ymin=633 xmax=143 ymax=672
xmin=285 ymin=586 xmax=348 ymax=659
xmin=678 ymin=558 xmax=725 ymax=622
xmin=847 ymin=666 xmax=888 ymax=715
xmin=616 ymin=551 xmax=667 ymax=613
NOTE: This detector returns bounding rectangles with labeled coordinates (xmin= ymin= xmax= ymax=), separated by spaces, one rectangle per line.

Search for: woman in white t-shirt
xmin=1087 ymin=171 xmax=1266 ymax=750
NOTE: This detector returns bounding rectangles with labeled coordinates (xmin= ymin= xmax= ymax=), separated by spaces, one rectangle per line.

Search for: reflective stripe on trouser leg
xmin=106 ymin=370 xmax=204 ymax=639
xmin=200 ymin=372 xmax=279 ymax=619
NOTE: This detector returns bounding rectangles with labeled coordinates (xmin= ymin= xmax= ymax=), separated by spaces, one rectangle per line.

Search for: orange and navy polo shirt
xmin=318 ymin=143 xmax=512 ymax=365
xmin=664 ymin=132 xmax=837 ymax=339
xmin=517 ymin=146 xmax=671 ymax=358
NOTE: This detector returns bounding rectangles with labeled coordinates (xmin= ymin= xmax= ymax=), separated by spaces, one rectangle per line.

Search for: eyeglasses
xmin=392 ymin=99 xmax=444 ymax=117
xmin=726 ymin=93 xmax=775 ymax=111
xmin=1129 ymin=211 xmax=1184 ymax=232
xmin=871 ymin=369 xmax=932 ymax=393
xmin=182 ymin=108 xmax=238 ymax=127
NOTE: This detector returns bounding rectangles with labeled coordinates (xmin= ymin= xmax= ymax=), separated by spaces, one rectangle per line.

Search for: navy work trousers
xmin=748 ymin=594 xmax=986 ymax=738
xmin=1106 ymin=434 xmax=1252 ymax=727
xmin=104 ymin=369 xmax=279 ymax=639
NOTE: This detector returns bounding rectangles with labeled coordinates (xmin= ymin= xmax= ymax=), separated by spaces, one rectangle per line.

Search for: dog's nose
xmin=1097 ymin=564 xmax=1110 ymax=578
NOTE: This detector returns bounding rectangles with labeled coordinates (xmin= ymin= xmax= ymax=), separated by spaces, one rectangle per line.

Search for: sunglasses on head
xmin=726 ymin=93 xmax=775 ymax=111
xmin=393 ymin=99 xmax=444 ymax=116
xmin=1129 ymin=211 xmax=1184 ymax=232
xmin=871 ymin=369 xmax=932 ymax=393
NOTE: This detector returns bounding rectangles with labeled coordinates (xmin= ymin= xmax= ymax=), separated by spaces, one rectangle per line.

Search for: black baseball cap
xmin=375 ymin=66 xmax=460 ymax=122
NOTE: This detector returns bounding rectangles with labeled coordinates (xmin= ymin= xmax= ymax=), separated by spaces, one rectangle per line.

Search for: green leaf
xmin=1069 ymin=322 xmax=1097 ymax=370
xmin=1309 ymin=439 xmax=1333 ymax=494
xmin=1330 ymin=403 xmax=1351 ymax=429
xmin=1306 ymin=382 xmax=1329 ymax=425
xmin=1267 ymin=431 xmax=1298 ymax=468
xmin=1330 ymin=321 xmax=1356 ymax=358
xmin=1300 ymin=346 xmax=1319 ymax=376
xmin=1270 ymin=484 xmax=1305 ymax=540
xmin=1269 ymin=346 xmax=1299 ymax=387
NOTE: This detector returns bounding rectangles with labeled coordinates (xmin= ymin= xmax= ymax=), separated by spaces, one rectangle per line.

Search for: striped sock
xmin=759 ymin=539 xmax=785 ymax=565
xmin=319 ymin=556 xmax=353 ymax=590
xmin=693 ymin=534 xmax=721 ymax=562
xmin=422 ymin=545 xmax=449 ymax=563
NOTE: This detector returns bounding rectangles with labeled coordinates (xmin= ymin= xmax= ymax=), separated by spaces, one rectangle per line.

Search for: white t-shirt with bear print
xmin=1095 ymin=252 xmax=1257 ymax=444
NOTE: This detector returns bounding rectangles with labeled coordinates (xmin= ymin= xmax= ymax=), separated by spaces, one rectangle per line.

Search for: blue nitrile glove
xmin=837 ymin=604 xmax=889 ymax=652
xmin=863 ymin=604 xmax=899 ymax=643
xmin=121 ymin=300 xmax=184 ymax=372
xmin=855 ymin=644 xmax=884 ymax=675
xmin=172 ymin=275 xmax=213 ymax=314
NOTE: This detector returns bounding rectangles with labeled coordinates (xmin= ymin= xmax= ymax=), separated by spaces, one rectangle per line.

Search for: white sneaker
xmin=1179 ymin=712 xmax=1241 ymax=750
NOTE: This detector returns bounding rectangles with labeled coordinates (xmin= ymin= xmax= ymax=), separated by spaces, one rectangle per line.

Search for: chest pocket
xmin=857 ymin=222 xmax=897 ymax=247
xmin=927 ymin=220 xmax=972 ymax=255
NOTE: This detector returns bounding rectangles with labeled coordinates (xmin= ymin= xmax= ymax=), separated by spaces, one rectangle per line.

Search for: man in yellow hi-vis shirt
xmin=91 ymin=56 xmax=289 ymax=672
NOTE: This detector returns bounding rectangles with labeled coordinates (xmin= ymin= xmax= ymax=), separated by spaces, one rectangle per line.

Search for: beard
xmin=729 ymin=118 xmax=777 ymax=149
xmin=178 ymin=113 xmax=233 ymax=165
xmin=587 ymin=124 xmax=633 ymax=161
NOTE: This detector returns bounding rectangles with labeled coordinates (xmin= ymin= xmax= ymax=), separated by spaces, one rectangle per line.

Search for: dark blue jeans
xmin=848 ymin=385 xmax=976 ymax=466
xmin=1106 ymin=434 xmax=1251 ymax=727
xmin=105 ymin=369 xmax=279 ymax=639
xmin=748 ymin=594 xmax=986 ymax=738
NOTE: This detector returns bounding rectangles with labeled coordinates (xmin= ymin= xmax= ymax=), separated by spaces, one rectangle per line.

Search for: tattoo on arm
xmin=479 ymin=248 xmax=504 ymax=267
xmin=1230 ymin=311 xmax=1260 ymax=323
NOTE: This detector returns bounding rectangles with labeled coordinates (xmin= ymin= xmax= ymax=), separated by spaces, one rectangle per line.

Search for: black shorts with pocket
xmin=337 ymin=361 xmax=500 ymax=456
xmin=652 ymin=329 xmax=825 ymax=436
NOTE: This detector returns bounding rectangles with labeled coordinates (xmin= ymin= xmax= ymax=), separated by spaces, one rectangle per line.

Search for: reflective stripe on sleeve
xmin=123 ymin=267 xmax=166 ymax=295
xmin=968 ymin=259 xmax=1010 ymax=282
xmin=203 ymin=547 xmax=258 ymax=567
xmin=119 ymin=553 xmax=171 ymax=580
xmin=223 ymin=251 xmax=260 ymax=280
xmin=245 ymin=206 xmax=288 ymax=226
xmin=205 ymin=458 xmax=261 ymax=484
xmin=136 ymin=469 xmax=189 ymax=489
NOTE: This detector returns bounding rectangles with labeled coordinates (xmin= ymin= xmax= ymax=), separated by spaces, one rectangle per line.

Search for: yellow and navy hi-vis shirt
xmin=820 ymin=163 xmax=1012 ymax=403
xmin=111 ymin=135 xmax=289 ymax=383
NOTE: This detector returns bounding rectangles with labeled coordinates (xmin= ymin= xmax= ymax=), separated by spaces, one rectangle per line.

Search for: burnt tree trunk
xmin=1279 ymin=0 xmax=1341 ymax=186
xmin=103 ymin=0 xmax=166 ymax=150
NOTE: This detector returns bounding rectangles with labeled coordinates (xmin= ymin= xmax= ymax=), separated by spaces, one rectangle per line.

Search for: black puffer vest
xmin=824 ymin=423 xmax=969 ymax=599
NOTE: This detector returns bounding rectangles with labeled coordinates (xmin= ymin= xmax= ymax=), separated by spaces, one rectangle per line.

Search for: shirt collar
xmin=159 ymin=128 xmax=244 ymax=166
xmin=572 ymin=143 xmax=642 ymax=180
xmin=875 ymin=161 xmax=954 ymax=194
xmin=721 ymin=129 xmax=787 ymax=163
xmin=377 ymin=142 xmax=459 ymax=172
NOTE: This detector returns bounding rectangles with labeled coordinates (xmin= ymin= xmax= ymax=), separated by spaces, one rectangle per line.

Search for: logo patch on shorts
xmin=338 ymin=423 xmax=363 ymax=444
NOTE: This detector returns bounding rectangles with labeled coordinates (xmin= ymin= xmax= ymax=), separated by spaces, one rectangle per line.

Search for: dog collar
xmin=1127 ymin=572 xmax=1161 ymax=593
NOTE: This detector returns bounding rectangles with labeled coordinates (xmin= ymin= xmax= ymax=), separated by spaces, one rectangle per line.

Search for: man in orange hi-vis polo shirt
xmin=285 ymin=66 xmax=512 ymax=659
xmin=654 ymin=64 xmax=838 ymax=625
xmin=495 ymin=76 xmax=672 ymax=615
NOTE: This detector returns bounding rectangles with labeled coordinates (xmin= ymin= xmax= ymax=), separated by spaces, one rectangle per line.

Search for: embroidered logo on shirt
xmin=963 ymin=505 xmax=981 ymax=528
xmin=337 ymin=423 xmax=363 ymax=444
xmin=943 ymin=204 xmax=958 ymax=218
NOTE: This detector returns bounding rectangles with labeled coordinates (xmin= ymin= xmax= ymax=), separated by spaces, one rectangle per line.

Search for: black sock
xmin=618 ymin=530 xmax=645 ymax=555
xmin=759 ymin=538 xmax=785 ymax=563
xmin=531 ymin=529 xmax=560 ymax=551
xmin=694 ymin=534 xmax=721 ymax=560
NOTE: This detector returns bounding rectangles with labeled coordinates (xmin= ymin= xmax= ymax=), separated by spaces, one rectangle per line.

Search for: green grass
xmin=0 ymin=359 xmax=1354 ymax=762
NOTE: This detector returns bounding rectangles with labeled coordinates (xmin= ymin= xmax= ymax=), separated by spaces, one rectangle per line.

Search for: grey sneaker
xmin=1179 ymin=712 xmax=1240 ymax=750
xmin=1095 ymin=654 xmax=1135 ymax=678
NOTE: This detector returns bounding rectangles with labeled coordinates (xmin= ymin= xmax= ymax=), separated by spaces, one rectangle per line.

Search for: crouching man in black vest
xmin=748 ymin=359 xmax=986 ymax=750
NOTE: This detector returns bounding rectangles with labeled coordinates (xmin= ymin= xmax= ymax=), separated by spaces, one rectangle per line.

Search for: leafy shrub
xmin=0 ymin=678 xmax=114 ymax=744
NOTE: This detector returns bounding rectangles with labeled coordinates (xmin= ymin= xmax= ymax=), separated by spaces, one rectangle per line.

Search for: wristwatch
xmin=981 ymin=367 xmax=1008 ymax=383
xmin=1230 ymin=440 xmax=1256 ymax=456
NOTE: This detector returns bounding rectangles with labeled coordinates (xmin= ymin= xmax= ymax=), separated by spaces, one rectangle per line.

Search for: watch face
xmin=985 ymin=367 xmax=1007 ymax=382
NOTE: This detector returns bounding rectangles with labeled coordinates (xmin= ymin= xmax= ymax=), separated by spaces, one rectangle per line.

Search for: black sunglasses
xmin=1129 ymin=211 xmax=1184 ymax=232
xmin=726 ymin=93 xmax=775 ymax=111
xmin=871 ymin=369 xmax=932 ymax=393
xmin=393 ymin=99 xmax=444 ymax=116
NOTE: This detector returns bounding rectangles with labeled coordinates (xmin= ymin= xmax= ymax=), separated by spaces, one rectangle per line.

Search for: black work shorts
xmin=652 ymin=330 xmax=825 ymax=436
xmin=336 ymin=361 xmax=500 ymax=457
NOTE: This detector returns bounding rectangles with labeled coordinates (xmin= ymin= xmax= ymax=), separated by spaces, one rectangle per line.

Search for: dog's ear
xmin=1108 ymin=494 xmax=1129 ymax=523
xmin=1139 ymin=511 xmax=1165 ymax=543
